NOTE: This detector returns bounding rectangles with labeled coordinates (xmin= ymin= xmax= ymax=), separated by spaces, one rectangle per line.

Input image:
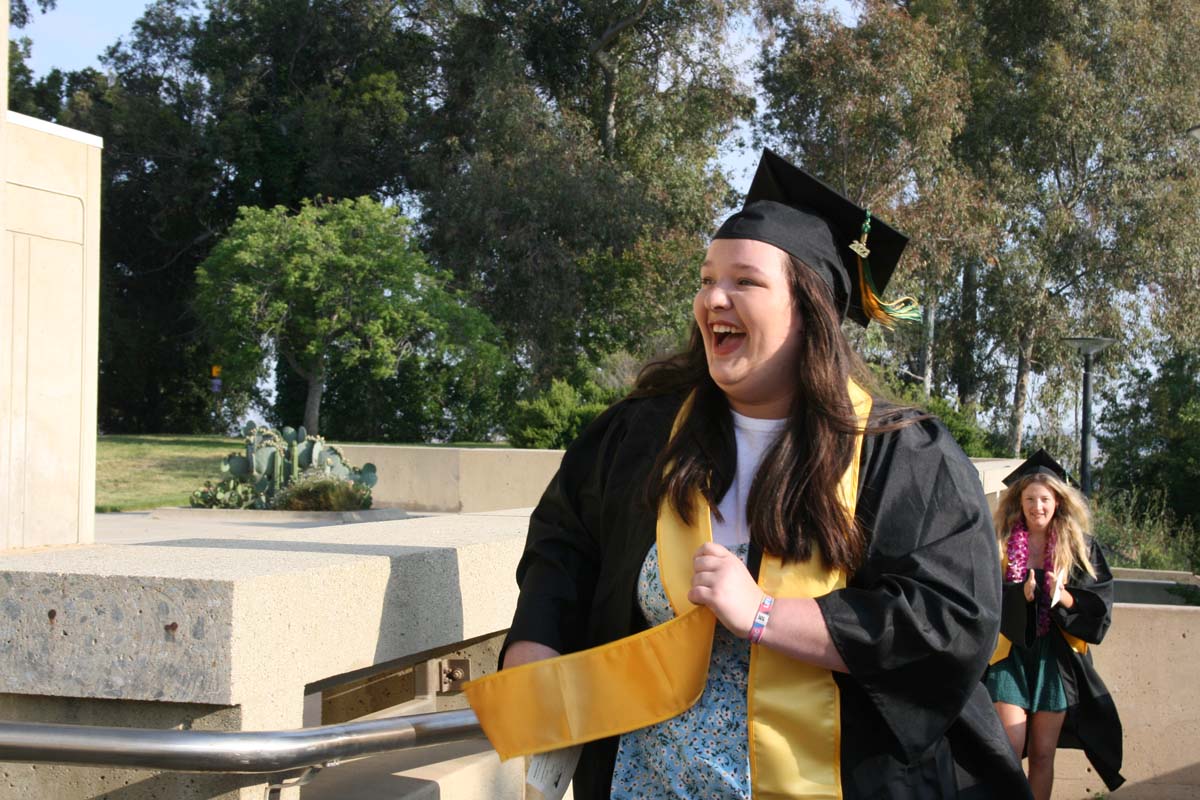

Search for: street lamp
xmin=1062 ymin=336 xmax=1116 ymax=496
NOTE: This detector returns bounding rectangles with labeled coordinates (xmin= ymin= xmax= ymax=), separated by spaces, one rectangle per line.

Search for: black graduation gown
xmin=503 ymin=393 xmax=1031 ymax=800
xmin=995 ymin=540 xmax=1125 ymax=791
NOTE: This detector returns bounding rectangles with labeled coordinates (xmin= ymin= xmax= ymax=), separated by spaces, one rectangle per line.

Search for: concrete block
xmin=0 ymin=512 xmax=530 ymax=798
xmin=0 ymin=512 xmax=528 ymax=716
xmin=971 ymin=457 xmax=1024 ymax=497
xmin=0 ymin=571 xmax=233 ymax=704
xmin=299 ymin=739 xmax=526 ymax=800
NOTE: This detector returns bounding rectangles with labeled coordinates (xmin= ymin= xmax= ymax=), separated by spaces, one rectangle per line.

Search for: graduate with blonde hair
xmin=987 ymin=450 xmax=1124 ymax=799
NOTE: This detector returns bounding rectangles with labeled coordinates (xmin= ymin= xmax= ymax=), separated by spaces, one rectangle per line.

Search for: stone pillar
xmin=0 ymin=108 xmax=103 ymax=550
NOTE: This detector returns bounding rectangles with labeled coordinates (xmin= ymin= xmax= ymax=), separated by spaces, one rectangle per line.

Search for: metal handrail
xmin=0 ymin=708 xmax=484 ymax=774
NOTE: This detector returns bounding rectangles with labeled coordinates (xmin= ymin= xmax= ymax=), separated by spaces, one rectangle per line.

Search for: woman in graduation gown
xmin=987 ymin=453 xmax=1124 ymax=798
xmin=465 ymin=149 xmax=1030 ymax=799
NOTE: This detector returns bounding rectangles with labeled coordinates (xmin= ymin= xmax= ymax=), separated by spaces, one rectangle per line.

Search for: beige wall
xmin=0 ymin=112 xmax=102 ymax=550
xmin=1055 ymin=603 xmax=1200 ymax=799
xmin=339 ymin=445 xmax=564 ymax=512
xmin=344 ymin=445 xmax=1020 ymax=516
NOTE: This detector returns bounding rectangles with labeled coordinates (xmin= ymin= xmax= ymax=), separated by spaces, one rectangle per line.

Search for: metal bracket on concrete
xmin=266 ymin=766 xmax=321 ymax=799
xmin=438 ymin=658 xmax=472 ymax=693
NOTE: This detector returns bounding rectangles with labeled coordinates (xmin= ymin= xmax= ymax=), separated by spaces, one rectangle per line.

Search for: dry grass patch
xmin=95 ymin=434 xmax=242 ymax=511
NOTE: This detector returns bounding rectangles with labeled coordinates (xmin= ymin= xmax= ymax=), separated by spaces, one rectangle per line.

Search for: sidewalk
xmin=92 ymin=507 xmax=424 ymax=545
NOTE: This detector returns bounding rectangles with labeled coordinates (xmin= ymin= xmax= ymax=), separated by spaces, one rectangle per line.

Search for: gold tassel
xmin=855 ymin=251 xmax=921 ymax=328
xmin=849 ymin=210 xmax=920 ymax=328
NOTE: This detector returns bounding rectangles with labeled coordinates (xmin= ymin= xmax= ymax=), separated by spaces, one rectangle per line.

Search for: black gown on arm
xmin=503 ymin=393 xmax=1031 ymax=800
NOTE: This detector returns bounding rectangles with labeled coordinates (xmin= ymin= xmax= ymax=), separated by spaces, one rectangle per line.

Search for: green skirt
xmin=986 ymin=634 xmax=1068 ymax=713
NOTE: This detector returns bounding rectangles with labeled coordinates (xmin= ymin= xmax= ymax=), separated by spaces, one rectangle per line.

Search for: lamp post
xmin=1062 ymin=337 xmax=1115 ymax=496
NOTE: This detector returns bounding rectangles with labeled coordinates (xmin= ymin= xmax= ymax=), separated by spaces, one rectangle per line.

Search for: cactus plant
xmin=191 ymin=423 xmax=376 ymax=509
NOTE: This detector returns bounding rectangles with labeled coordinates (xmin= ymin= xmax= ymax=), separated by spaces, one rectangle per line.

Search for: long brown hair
xmin=994 ymin=473 xmax=1096 ymax=579
xmin=635 ymin=254 xmax=916 ymax=572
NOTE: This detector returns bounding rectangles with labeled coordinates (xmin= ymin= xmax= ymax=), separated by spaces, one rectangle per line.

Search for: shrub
xmin=1091 ymin=488 xmax=1199 ymax=574
xmin=508 ymin=379 xmax=611 ymax=449
xmin=271 ymin=471 xmax=372 ymax=511
xmin=923 ymin=397 xmax=1008 ymax=458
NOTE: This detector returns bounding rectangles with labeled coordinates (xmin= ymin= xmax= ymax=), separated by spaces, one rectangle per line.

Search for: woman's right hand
xmin=502 ymin=640 xmax=561 ymax=669
xmin=1023 ymin=569 xmax=1037 ymax=602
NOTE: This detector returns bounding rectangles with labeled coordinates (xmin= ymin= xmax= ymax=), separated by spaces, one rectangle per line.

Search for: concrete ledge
xmin=0 ymin=513 xmax=529 ymax=726
xmin=147 ymin=507 xmax=417 ymax=524
xmin=1112 ymin=567 xmax=1200 ymax=586
xmin=339 ymin=445 xmax=1021 ymax=515
xmin=337 ymin=445 xmax=564 ymax=512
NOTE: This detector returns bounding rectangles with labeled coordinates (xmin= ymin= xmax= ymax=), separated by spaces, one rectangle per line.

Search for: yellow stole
xmin=465 ymin=382 xmax=872 ymax=798
xmin=989 ymin=553 xmax=1088 ymax=665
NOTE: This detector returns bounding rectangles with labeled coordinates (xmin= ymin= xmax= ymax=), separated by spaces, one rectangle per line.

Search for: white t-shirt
xmin=710 ymin=411 xmax=788 ymax=549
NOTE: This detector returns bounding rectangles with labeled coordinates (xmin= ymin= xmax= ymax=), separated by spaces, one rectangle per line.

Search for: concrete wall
xmin=0 ymin=110 xmax=102 ymax=550
xmin=338 ymin=445 xmax=564 ymax=512
xmin=1055 ymin=603 xmax=1200 ymax=799
xmin=343 ymin=445 xmax=1021 ymax=515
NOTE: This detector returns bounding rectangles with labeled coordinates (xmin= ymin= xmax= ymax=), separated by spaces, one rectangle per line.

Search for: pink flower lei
xmin=1005 ymin=518 xmax=1057 ymax=636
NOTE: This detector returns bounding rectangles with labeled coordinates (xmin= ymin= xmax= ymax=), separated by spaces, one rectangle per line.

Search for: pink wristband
xmin=748 ymin=594 xmax=774 ymax=644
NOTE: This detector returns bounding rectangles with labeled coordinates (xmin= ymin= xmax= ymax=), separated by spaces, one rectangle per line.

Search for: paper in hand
xmin=525 ymin=745 xmax=582 ymax=800
xmin=1051 ymin=570 xmax=1066 ymax=607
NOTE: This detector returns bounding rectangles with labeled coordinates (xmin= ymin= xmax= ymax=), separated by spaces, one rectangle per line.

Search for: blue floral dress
xmin=609 ymin=542 xmax=752 ymax=799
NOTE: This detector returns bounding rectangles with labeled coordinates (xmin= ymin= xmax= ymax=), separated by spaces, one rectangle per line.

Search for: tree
xmin=1097 ymin=345 xmax=1200 ymax=529
xmin=949 ymin=0 xmax=1200 ymax=453
xmin=408 ymin=0 xmax=751 ymax=384
xmin=755 ymin=0 xmax=993 ymax=398
xmin=194 ymin=197 xmax=510 ymax=436
xmin=42 ymin=0 xmax=434 ymax=432
xmin=8 ymin=0 xmax=55 ymax=29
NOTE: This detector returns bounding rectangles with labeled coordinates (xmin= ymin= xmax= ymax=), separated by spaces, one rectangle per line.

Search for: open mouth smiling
xmin=710 ymin=322 xmax=746 ymax=353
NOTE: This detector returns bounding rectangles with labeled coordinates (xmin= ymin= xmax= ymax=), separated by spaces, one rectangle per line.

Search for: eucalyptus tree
xmin=8 ymin=0 xmax=55 ymax=28
xmin=954 ymin=0 xmax=1200 ymax=453
xmin=755 ymin=0 xmax=992 ymax=397
xmin=407 ymin=0 xmax=752 ymax=384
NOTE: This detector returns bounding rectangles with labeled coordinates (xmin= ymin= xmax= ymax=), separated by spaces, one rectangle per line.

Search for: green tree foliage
xmin=508 ymin=379 xmax=613 ymax=449
xmin=35 ymin=0 xmax=433 ymax=432
xmin=756 ymin=0 xmax=995 ymax=398
xmin=1097 ymin=346 xmax=1200 ymax=530
xmin=194 ymin=197 xmax=511 ymax=438
xmin=409 ymin=0 xmax=751 ymax=383
xmin=8 ymin=0 xmax=55 ymax=29
xmin=949 ymin=0 xmax=1200 ymax=453
xmin=755 ymin=0 xmax=1200 ymax=457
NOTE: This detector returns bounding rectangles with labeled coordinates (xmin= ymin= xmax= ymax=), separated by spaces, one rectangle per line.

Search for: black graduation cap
xmin=713 ymin=149 xmax=919 ymax=328
xmin=1001 ymin=449 xmax=1072 ymax=488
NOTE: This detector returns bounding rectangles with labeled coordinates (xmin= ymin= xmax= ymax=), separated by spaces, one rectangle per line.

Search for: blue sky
xmin=15 ymin=0 xmax=152 ymax=76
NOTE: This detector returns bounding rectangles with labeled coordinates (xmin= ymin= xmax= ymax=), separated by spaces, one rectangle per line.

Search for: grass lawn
xmin=95 ymin=434 xmax=243 ymax=512
xmin=94 ymin=434 xmax=512 ymax=511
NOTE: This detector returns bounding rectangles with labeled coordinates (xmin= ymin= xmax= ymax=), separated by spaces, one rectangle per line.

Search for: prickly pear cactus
xmin=194 ymin=423 xmax=377 ymax=509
